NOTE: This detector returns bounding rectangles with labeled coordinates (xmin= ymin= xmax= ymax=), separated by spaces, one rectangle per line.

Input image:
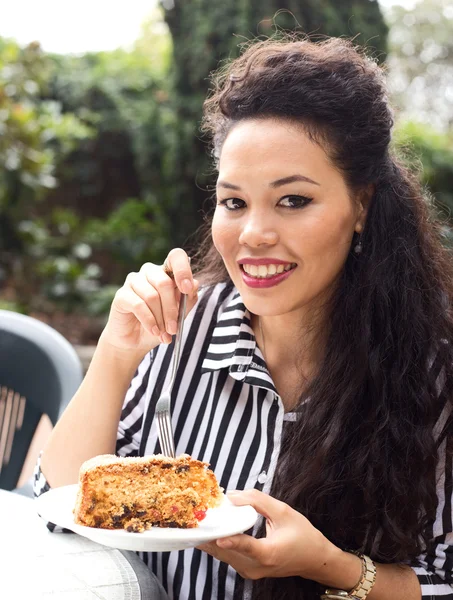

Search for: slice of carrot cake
xmin=74 ymin=454 xmax=223 ymax=532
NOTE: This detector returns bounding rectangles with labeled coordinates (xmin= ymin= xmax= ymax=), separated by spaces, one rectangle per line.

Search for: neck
xmin=252 ymin=307 xmax=328 ymax=377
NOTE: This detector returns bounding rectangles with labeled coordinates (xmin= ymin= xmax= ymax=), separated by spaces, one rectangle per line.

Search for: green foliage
xmin=385 ymin=0 xmax=453 ymax=130
xmin=83 ymin=285 xmax=118 ymax=318
xmin=17 ymin=208 xmax=102 ymax=313
xmin=132 ymin=8 xmax=173 ymax=80
xmin=394 ymin=121 xmax=453 ymax=220
xmin=40 ymin=7 xmax=174 ymax=246
xmin=0 ymin=39 xmax=92 ymax=208
xmin=85 ymin=197 xmax=169 ymax=270
xmin=0 ymin=37 xmax=93 ymax=309
xmin=0 ymin=40 xmax=54 ymax=226
xmin=0 ymin=9 xmax=173 ymax=315
xmin=0 ymin=299 xmax=25 ymax=313
xmin=13 ymin=194 xmax=169 ymax=315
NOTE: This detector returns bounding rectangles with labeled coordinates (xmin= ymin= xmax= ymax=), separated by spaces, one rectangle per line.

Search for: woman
xmin=35 ymin=37 xmax=453 ymax=600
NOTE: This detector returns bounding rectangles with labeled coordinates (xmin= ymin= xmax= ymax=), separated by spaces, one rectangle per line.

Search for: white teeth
xmin=267 ymin=264 xmax=277 ymax=275
xmin=242 ymin=263 xmax=296 ymax=278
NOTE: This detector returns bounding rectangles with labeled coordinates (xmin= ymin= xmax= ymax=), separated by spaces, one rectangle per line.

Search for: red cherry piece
xmin=194 ymin=509 xmax=207 ymax=521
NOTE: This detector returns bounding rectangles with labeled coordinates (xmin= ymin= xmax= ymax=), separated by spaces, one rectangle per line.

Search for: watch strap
xmin=321 ymin=552 xmax=376 ymax=600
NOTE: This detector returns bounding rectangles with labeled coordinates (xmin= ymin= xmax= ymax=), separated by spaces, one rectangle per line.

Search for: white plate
xmin=35 ymin=484 xmax=258 ymax=552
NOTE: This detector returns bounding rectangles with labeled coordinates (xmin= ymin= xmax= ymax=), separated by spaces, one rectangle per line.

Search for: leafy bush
xmin=394 ymin=121 xmax=453 ymax=219
xmin=0 ymin=37 xmax=93 ymax=310
xmin=17 ymin=208 xmax=101 ymax=312
xmin=0 ymin=13 xmax=172 ymax=316
xmin=85 ymin=196 xmax=169 ymax=274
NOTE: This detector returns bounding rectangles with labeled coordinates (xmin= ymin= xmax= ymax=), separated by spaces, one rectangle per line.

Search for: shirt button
xmin=257 ymin=471 xmax=267 ymax=484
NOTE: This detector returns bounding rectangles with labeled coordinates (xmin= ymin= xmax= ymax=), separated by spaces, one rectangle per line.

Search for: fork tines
xmin=156 ymin=409 xmax=176 ymax=458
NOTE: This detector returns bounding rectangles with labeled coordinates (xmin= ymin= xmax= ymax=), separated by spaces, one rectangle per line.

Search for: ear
xmin=354 ymin=184 xmax=374 ymax=233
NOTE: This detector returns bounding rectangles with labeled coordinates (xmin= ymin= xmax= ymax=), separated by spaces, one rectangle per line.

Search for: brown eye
xmin=220 ymin=198 xmax=246 ymax=210
xmin=279 ymin=195 xmax=313 ymax=208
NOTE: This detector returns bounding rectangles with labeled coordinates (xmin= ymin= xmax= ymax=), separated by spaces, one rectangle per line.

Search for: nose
xmin=238 ymin=210 xmax=279 ymax=248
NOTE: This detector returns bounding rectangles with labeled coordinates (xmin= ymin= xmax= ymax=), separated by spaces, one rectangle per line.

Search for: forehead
xmin=217 ymin=118 xmax=333 ymax=180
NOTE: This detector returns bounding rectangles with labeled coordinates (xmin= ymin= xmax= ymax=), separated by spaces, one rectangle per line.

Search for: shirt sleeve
xmin=411 ymin=402 xmax=453 ymax=598
xmin=33 ymin=451 xmax=73 ymax=533
xmin=33 ymin=351 xmax=153 ymax=532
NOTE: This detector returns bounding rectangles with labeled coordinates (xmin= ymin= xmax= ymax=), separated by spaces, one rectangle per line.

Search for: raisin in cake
xmin=74 ymin=454 xmax=223 ymax=532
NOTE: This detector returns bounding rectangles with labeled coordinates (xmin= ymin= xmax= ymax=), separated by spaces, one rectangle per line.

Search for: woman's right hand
xmin=101 ymin=249 xmax=199 ymax=352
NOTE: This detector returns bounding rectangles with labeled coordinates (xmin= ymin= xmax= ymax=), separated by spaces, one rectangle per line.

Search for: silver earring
xmin=354 ymin=237 xmax=363 ymax=254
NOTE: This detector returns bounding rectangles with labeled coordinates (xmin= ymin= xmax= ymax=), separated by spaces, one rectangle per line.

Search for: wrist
xmin=97 ymin=330 xmax=151 ymax=363
xmin=87 ymin=332 xmax=150 ymax=382
xmin=311 ymin=543 xmax=363 ymax=591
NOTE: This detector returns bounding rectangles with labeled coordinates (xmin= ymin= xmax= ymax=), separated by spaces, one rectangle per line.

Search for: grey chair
xmin=0 ymin=310 xmax=83 ymax=492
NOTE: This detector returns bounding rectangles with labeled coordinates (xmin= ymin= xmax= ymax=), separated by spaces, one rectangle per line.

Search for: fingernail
xmin=152 ymin=326 xmax=161 ymax=337
xmin=167 ymin=320 xmax=177 ymax=335
xmin=226 ymin=490 xmax=240 ymax=496
xmin=217 ymin=538 xmax=233 ymax=548
xmin=181 ymin=278 xmax=192 ymax=294
xmin=162 ymin=333 xmax=172 ymax=344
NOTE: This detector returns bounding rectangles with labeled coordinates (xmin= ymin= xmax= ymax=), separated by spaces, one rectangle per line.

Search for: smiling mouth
xmin=240 ymin=263 xmax=297 ymax=279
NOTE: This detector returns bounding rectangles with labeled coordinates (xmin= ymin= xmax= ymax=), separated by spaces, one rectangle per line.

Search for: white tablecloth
xmin=0 ymin=489 xmax=146 ymax=599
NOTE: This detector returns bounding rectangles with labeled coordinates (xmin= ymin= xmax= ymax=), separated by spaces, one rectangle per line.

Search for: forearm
xmin=318 ymin=546 xmax=421 ymax=600
xmin=40 ymin=332 xmax=150 ymax=487
xmin=367 ymin=563 xmax=421 ymax=600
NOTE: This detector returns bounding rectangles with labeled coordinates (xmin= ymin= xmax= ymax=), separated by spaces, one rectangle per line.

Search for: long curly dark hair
xmin=193 ymin=36 xmax=453 ymax=599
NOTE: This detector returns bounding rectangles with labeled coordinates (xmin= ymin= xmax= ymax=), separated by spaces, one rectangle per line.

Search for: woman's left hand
xmin=197 ymin=489 xmax=337 ymax=581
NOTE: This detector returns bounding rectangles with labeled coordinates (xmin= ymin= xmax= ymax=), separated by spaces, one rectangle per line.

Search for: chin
xmin=239 ymin=293 xmax=293 ymax=317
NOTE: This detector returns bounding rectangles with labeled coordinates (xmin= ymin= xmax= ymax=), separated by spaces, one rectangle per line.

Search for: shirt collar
xmin=201 ymin=290 xmax=277 ymax=394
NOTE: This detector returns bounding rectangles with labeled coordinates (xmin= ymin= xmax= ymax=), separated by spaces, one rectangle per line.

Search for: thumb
xmin=216 ymin=533 xmax=268 ymax=561
xmin=185 ymin=278 xmax=199 ymax=314
xmin=227 ymin=489 xmax=289 ymax=524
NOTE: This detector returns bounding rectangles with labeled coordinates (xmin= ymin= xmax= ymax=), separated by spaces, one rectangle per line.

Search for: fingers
xmin=139 ymin=265 xmax=179 ymax=337
xmin=216 ymin=534 xmax=258 ymax=554
xmin=114 ymin=249 xmax=198 ymax=343
xmin=198 ymin=537 xmax=271 ymax=579
xmin=114 ymin=285 xmax=162 ymax=339
xmin=163 ymin=248 xmax=195 ymax=295
xmin=197 ymin=542 xmax=217 ymax=554
xmin=226 ymin=489 xmax=289 ymax=522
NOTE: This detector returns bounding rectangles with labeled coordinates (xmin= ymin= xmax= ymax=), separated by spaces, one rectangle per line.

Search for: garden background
xmin=1 ymin=0 xmax=452 ymax=348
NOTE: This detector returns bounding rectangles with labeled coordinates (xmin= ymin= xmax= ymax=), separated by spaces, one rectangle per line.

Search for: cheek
xmin=302 ymin=211 xmax=355 ymax=258
xmin=211 ymin=212 xmax=238 ymax=258
xmin=327 ymin=213 xmax=356 ymax=253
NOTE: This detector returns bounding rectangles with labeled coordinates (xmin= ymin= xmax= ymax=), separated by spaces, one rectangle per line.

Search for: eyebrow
xmin=217 ymin=174 xmax=320 ymax=191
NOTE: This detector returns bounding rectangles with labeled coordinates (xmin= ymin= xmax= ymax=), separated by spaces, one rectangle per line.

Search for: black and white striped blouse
xmin=35 ymin=282 xmax=453 ymax=599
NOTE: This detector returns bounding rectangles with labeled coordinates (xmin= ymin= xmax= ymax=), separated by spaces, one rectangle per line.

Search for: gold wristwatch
xmin=320 ymin=552 xmax=377 ymax=600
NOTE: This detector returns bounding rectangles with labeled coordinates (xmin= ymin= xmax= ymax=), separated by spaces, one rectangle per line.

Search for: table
xmin=0 ymin=488 xmax=161 ymax=599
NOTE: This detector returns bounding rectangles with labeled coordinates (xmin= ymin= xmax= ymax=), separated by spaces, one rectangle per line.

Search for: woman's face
xmin=212 ymin=118 xmax=367 ymax=318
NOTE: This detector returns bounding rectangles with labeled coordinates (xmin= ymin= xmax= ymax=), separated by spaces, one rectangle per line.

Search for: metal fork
xmin=155 ymin=292 xmax=187 ymax=457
